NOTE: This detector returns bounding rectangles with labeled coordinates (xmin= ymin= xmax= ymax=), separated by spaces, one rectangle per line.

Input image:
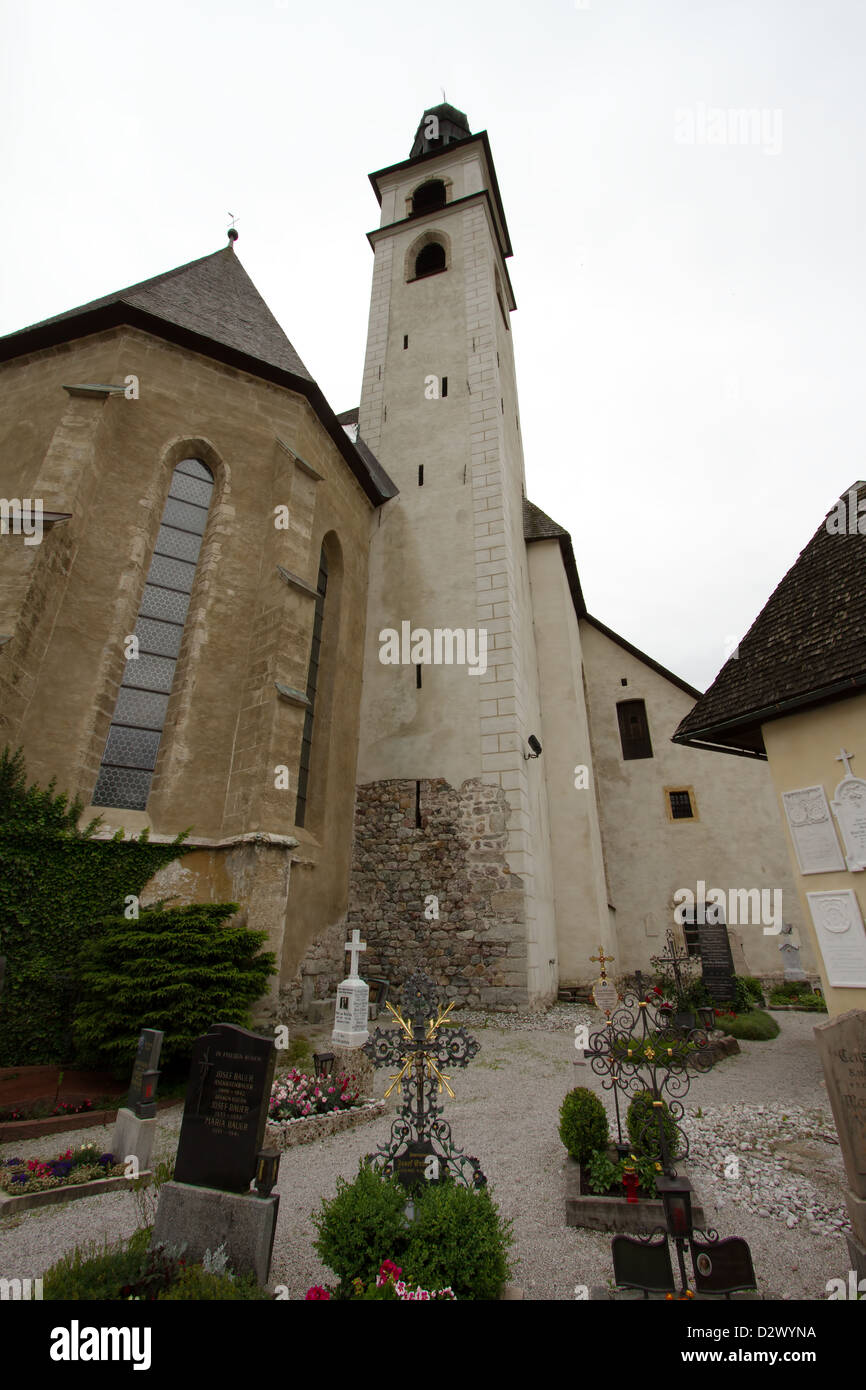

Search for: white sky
xmin=2 ymin=0 xmax=863 ymax=693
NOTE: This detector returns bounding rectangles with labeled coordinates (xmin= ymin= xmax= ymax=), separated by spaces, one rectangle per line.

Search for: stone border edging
xmin=564 ymin=1155 xmax=706 ymax=1232
xmin=266 ymin=1099 xmax=387 ymax=1150
xmin=0 ymin=1171 xmax=152 ymax=1218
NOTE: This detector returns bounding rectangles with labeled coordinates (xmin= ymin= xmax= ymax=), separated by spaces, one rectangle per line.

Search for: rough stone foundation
xmin=341 ymin=776 xmax=530 ymax=1010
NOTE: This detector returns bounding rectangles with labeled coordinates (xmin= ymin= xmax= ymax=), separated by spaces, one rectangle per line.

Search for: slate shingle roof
xmin=673 ymin=481 xmax=866 ymax=755
xmin=0 ymin=248 xmax=397 ymax=506
xmin=4 ymin=247 xmax=314 ymax=382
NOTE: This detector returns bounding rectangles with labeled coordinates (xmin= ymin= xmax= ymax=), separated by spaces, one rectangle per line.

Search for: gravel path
xmin=0 ymin=1009 xmax=852 ymax=1300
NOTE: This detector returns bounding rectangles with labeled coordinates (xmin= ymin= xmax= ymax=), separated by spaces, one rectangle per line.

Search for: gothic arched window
xmin=414 ymin=241 xmax=446 ymax=279
xmin=92 ymin=457 xmax=214 ymax=809
xmin=294 ymin=545 xmax=329 ymax=828
xmin=412 ymin=179 xmax=446 ymax=216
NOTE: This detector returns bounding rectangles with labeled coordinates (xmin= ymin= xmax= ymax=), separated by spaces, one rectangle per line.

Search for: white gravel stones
xmin=0 ymin=1006 xmax=853 ymax=1300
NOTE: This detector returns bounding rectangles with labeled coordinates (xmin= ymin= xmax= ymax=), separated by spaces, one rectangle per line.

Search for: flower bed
xmin=269 ymin=1068 xmax=361 ymax=1121
xmin=0 ymin=1141 xmax=125 ymax=1195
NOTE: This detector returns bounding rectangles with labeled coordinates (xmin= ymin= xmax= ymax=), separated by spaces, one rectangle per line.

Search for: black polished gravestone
xmin=174 ymin=1024 xmax=276 ymax=1193
xmin=393 ymin=1139 xmax=441 ymax=1191
xmin=127 ymin=1028 xmax=163 ymax=1119
xmin=691 ymin=1237 xmax=757 ymax=1295
xmin=611 ymin=1234 xmax=675 ymax=1294
xmin=697 ymin=921 xmax=736 ymax=1004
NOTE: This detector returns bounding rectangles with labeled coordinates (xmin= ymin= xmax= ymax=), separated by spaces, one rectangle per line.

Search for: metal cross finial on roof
xmin=836 ymin=748 xmax=856 ymax=778
xmin=227 ymin=213 xmax=239 ymax=246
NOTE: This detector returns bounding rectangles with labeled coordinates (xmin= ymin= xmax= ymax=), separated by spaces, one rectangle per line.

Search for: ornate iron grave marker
xmin=363 ymin=970 xmax=485 ymax=1189
xmin=586 ymin=973 xmax=756 ymax=1297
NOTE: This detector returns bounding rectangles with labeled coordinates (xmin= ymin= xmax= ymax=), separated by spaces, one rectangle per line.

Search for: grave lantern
xmin=254 ymin=1149 xmax=280 ymax=1198
xmin=313 ymin=1052 xmax=336 ymax=1078
xmin=698 ymin=1005 xmax=716 ymax=1032
xmin=656 ymin=1174 xmax=693 ymax=1238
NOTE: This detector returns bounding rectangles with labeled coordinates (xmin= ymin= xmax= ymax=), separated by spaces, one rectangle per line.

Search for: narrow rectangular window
xmin=442 ymin=376 xmax=448 ymax=397
xmin=403 ymin=335 xmax=408 ymax=349
xmin=415 ymin=779 xmax=422 ymax=828
xmin=295 ymin=548 xmax=329 ymax=828
xmin=418 ymin=465 xmax=424 ymax=486
xmin=416 ymin=663 xmax=422 ymax=688
xmin=616 ymin=699 xmax=653 ymax=760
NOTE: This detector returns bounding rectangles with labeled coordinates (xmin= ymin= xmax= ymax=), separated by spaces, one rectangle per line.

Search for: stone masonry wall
xmin=344 ymin=776 xmax=530 ymax=1010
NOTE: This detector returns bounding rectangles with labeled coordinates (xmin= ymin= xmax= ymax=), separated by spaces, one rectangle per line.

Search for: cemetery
xmin=0 ymin=755 xmax=864 ymax=1303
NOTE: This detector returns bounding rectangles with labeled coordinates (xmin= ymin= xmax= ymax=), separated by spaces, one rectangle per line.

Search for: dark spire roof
xmin=410 ymin=102 xmax=472 ymax=158
xmin=3 ymin=246 xmax=314 ymax=383
xmin=673 ymin=481 xmax=866 ymax=756
xmin=0 ymin=247 xmax=396 ymax=506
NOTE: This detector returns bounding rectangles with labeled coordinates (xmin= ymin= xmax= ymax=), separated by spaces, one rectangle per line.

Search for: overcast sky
xmin=2 ymin=0 xmax=863 ymax=693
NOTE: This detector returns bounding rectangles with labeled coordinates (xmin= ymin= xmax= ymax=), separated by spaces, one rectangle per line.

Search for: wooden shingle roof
xmin=673 ymin=481 xmax=866 ymax=756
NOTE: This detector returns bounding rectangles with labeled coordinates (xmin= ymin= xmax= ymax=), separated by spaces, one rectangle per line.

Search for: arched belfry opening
xmin=414 ymin=241 xmax=446 ymax=279
xmin=411 ymin=179 xmax=446 ymax=216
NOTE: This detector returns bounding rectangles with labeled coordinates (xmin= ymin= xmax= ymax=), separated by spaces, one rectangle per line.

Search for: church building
xmin=0 ymin=103 xmax=811 ymax=1012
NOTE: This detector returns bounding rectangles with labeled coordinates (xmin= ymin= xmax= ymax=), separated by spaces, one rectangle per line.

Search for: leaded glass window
xmin=294 ymin=547 xmax=329 ymax=828
xmin=92 ymin=458 xmax=214 ymax=809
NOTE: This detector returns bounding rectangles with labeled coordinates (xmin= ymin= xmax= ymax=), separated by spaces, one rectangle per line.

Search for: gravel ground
xmin=0 ymin=1008 xmax=853 ymax=1300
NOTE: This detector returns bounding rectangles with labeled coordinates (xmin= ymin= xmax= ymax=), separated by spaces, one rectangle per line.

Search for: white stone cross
xmin=344 ymin=928 xmax=367 ymax=979
xmin=836 ymin=748 xmax=856 ymax=779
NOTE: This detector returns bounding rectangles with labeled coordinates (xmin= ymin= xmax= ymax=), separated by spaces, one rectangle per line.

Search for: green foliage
xmin=312 ymin=1162 xmax=411 ymax=1290
xmin=558 ymin=1086 xmax=609 ymax=1164
xmin=400 ymin=1180 xmax=513 ymax=1301
xmin=720 ymin=1009 xmax=780 ymax=1040
xmin=626 ymin=1090 xmax=680 ymax=1160
xmin=732 ymin=977 xmax=756 ymax=1014
xmin=313 ymin=1163 xmax=514 ymax=1300
xmin=740 ymin=975 xmax=766 ymax=1006
xmin=586 ymin=1150 xmax=621 ymax=1194
xmin=0 ymin=746 xmax=187 ymax=1065
xmin=43 ymin=1231 xmax=150 ymax=1300
xmin=768 ymin=983 xmax=826 ymax=1012
xmin=73 ymin=902 xmax=276 ymax=1073
xmin=157 ymin=1267 xmax=268 ymax=1300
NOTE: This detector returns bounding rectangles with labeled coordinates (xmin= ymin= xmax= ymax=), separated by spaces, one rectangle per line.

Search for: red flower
xmin=305 ymin=1285 xmax=331 ymax=1300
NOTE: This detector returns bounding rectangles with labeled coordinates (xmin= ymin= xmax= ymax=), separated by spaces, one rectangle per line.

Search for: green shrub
xmin=0 ymin=747 xmax=187 ymax=1067
xmin=72 ymin=902 xmax=276 ymax=1073
xmin=741 ymin=975 xmax=766 ymax=1005
xmin=626 ymin=1090 xmax=680 ymax=1161
xmin=313 ymin=1162 xmax=513 ymax=1300
xmin=586 ymin=1150 xmax=620 ymax=1194
xmin=558 ymin=1086 xmax=609 ymax=1163
xmin=731 ymin=977 xmax=756 ymax=1014
xmin=312 ymin=1162 xmax=411 ymax=1290
xmin=157 ymin=1267 xmax=268 ymax=1300
xmin=400 ymin=1180 xmax=513 ymax=1301
xmin=721 ymin=1009 xmax=780 ymax=1041
xmin=43 ymin=1231 xmax=150 ymax=1300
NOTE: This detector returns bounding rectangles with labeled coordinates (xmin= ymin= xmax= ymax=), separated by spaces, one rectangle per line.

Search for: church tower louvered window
xmin=92 ymin=458 xmax=214 ymax=809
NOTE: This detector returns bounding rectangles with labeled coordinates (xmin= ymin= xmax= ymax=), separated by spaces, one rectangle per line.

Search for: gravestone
xmin=697 ymin=921 xmax=736 ymax=1004
xmin=331 ymin=928 xmax=369 ymax=1049
xmin=611 ymin=1235 xmax=675 ymax=1294
xmin=111 ymin=1028 xmax=164 ymax=1175
xmin=153 ymin=1024 xmax=280 ymax=1284
xmin=592 ymin=977 xmax=618 ymax=1016
xmin=779 ymin=939 xmax=808 ymax=983
xmin=394 ymin=1139 xmax=440 ymax=1191
xmin=174 ymin=1023 xmax=275 ymax=1191
xmin=691 ymin=1237 xmax=756 ymax=1295
xmin=813 ymin=1010 xmax=866 ymax=1279
xmin=831 ymin=750 xmax=866 ymax=872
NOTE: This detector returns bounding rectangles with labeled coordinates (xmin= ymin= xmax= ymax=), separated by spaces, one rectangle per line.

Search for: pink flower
xmin=305 ymin=1285 xmax=331 ymax=1300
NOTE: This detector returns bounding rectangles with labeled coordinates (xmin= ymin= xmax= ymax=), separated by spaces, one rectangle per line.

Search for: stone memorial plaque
xmin=832 ymin=777 xmax=866 ymax=873
xmin=813 ymin=1010 xmax=866 ymax=1199
xmin=128 ymin=1028 xmax=164 ymax=1118
xmin=174 ymin=1023 xmax=276 ymax=1193
xmin=806 ymin=890 xmax=866 ymax=988
xmin=393 ymin=1139 xmax=440 ymax=1191
xmin=782 ymin=786 xmax=845 ymax=874
xmin=697 ymin=922 xmax=736 ymax=1003
xmin=611 ymin=1234 xmax=675 ymax=1294
xmin=691 ymin=1237 xmax=756 ymax=1294
xmin=779 ymin=940 xmax=808 ymax=982
xmin=592 ymin=978 xmax=618 ymax=1015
